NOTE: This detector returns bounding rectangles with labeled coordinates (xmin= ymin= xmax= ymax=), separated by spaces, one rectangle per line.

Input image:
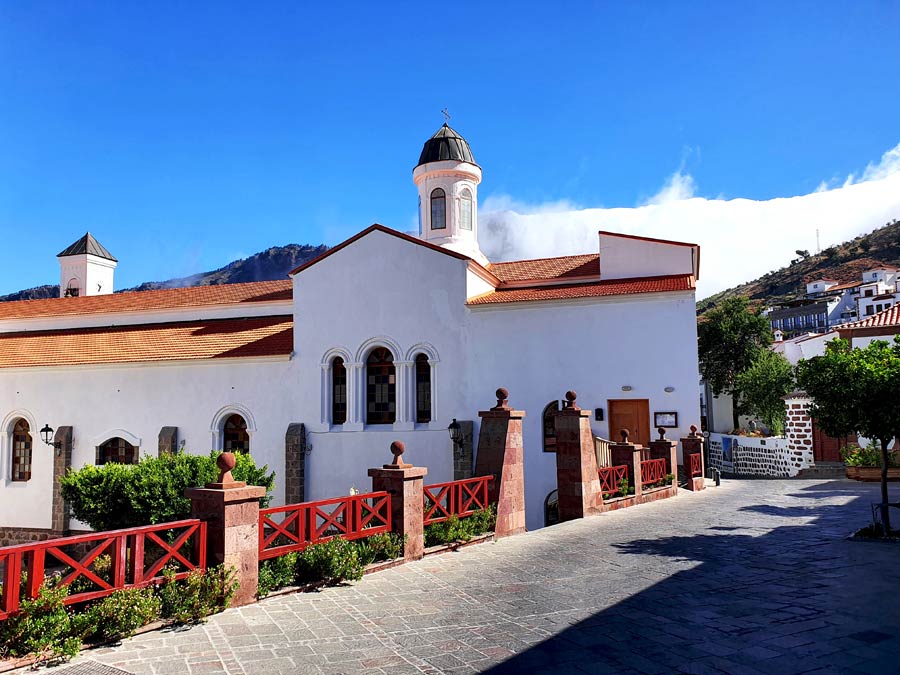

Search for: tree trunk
xmin=732 ymin=398 xmax=740 ymax=433
xmin=880 ymin=438 xmax=892 ymax=534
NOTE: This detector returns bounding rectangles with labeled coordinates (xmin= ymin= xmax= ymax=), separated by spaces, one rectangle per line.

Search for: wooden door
xmin=812 ymin=421 xmax=855 ymax=463
xmin=608 ymin=399 xmax=651 ymax=447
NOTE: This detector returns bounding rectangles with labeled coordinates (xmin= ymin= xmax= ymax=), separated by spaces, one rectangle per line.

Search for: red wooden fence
xmin=0 ymin=519 xmax=206 ymax=620
xmin=597 ymin=465 xmax=628 ymax=495
xmin=423 ymin=476 xmax=492 ymax=525
xmin=259 ymin=491 xmax=391 ymax=561
xmin=689 ymin=453 xmax=702 ymax=478
xmin=640 ymin=458 xmax=667 ymax=486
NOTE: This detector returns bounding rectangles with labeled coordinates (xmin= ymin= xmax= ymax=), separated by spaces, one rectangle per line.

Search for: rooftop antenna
xmin=441 ymin=108 xmax=450 ymax=124
xmin=816 ymin=228 xmax=821 ymax=254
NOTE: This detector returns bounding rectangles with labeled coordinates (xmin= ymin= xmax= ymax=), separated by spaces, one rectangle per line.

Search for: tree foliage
xmin=735 ymin=350 xmax=794 ymax=435
xmin=61 ymin=450 xmax=275 ymax=531
xmin=698 ymin=296 xmax=773 ymax=428
xmin=796 ymin=337 xmax=900 ymax=532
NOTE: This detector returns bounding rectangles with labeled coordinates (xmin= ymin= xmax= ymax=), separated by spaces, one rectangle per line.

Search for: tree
xmin=796 ymin=337 xmax=900 ymax=533
xmin=735 ymin=351 xmax=794 ymax=435
xmin=698 ymin=297 xmax=773 ymax=430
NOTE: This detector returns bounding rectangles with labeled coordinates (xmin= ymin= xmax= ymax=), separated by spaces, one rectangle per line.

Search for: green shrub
xmin=61 ymin=450 xmax=275 ymax=530
xmin=157 ymin=564 xmax=238 ymax=624
xmin=296 ymin=538 xmax=364 ymax=585
xmin=257 ymin=552 xmax=299 ymax=598
xmin=355 ymin=532 xmax=405 ymax=565
xmin=74 ymin=587 xmax=160 ymax=643
xmin=0 ymin=582 xmax=81 ymax=661
xmin=841 ymin=442 xmax=899 ymax=468
xmin=423 ymin=506 xmax=497 ymax=547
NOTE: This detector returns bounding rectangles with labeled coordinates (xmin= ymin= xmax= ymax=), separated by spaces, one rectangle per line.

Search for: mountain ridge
xmin=0 ymin=243 xmax=328 ymax=303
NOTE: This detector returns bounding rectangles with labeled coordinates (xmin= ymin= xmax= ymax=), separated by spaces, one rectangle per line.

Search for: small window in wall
xmin=97 ymin=437 xmax=138 ymax=465
xmin=224 ymin=414 xmax=250 ymax=453
xmin=431 ymin=188 xmax=446 ymax=230
xmin=866 ymin=306 xmax=875 ymax=316
xmin=332 ymin=357 xmax=347 ymax=425
xmin=865 ymin=289 xmax=874 ymax=297
xmin=415 ymin=353 xmax=431 ymax=423
xmin=367 ymin=347 xmax=396 ymax=425
xmin=460 ymin=188 xmax=473 ymax=231
xmin=543 ymin=401 xmax=560 ymax=452
xmin=11 ymin=419 xmax=32 ymax=481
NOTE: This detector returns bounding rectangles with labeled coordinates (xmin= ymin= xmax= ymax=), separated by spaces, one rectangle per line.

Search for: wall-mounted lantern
xmin=448 ymin=418 xmax=463 ymax=460
xmin=40 ymin=424 xmax=62 ymax=456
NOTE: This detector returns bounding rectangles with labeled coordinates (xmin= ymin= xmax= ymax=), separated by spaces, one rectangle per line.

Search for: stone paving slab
xmin=35 ymin=479 xmax=900 ymax=674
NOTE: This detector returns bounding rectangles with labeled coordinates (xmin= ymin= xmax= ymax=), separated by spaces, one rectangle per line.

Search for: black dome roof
xmin=416 ymin=124 xmax=477 ymax=167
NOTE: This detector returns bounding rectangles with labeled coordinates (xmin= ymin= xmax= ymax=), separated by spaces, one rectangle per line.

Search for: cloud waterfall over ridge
xmin=478 ymin=143 xmax=900 ymax=300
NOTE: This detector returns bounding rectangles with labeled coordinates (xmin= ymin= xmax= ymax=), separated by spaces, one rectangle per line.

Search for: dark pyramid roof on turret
xmin=416 ymin=123 xmax=478 ymax=168
xmin=57 ymin=233 xmax=117 ymax=262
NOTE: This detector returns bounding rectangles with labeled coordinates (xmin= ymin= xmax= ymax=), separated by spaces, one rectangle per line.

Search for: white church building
xmin=0 ymin=124 xmax=701 ymax=538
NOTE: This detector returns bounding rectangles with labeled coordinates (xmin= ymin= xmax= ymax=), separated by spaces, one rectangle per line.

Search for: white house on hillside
xmin=0 ymin=123 xmax=701 ymax=538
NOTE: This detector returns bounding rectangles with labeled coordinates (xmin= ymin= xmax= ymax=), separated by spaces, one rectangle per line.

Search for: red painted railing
xmin=259 ymin=491 xmax=391 ymax=561
xmin=640 ymin=458 xmax=668 ymax=486
xmin=423 ymin=476 xmax=492 ymax=525
xmin=0 ymin=519 xmax=206 ymax=620
xmin=598 ymin=465 xmax=628 ymax=495
xmin=689 ymin=453 xmax=703 ymax=477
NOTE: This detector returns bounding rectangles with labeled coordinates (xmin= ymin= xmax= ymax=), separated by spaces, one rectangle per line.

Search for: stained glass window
xmin=367 ymin=347 xmax=396 ymax=425
xmin=11 ymin=419 xmax=31 ymax=481
xmin=332 ymin=357 xmax=347 ymax=425
xmin=415 ymin=353 xmax=431 ymax=423
xmin=431 ymin=188 xmax=446 ymax=230
xmin=97 ymin=437 xmax=138 ymax=465
xmin=224 ymin=414 xmax=250 ymax=453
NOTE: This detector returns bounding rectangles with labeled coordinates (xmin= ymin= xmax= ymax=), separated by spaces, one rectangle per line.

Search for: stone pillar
xmin=186 ymin=452 xmax=265 ymax=607
xmin=681 ymin=425 xmax=705 ymax=491
xmin=51 ymin=426 xmax=73 ymax=535
xmin=158 ymin=426 xmax=178 ymax=456
xmin=368 ymin=441 xmax=428 ymax=560
xmin=553 ymin=391 xmax=602 ymax=521
xmin=649 ymin=427 xmax=678 ymax=490
xmin=473 ymin=388 xmax=526 ymax=538
xmin=783 ymin=394 xmax=814 ymax=471
xmin=284 ymin=423 xmax=307 ymax=504
xmin=453 ymin=420 xmax=475 ymax=480
xmin=610 ymin=429 xmax=643 ymax=498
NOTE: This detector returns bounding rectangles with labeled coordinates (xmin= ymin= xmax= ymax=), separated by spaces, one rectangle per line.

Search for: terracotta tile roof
xmin=825 ymin=280 xmax=863 ymax=292
xmin=840 ymin=304 xmax=900 ymax=330
xmin=0 ymin=316 xmax=293 ymax=369
xmin=0 ymin=280 xmax=292 ymax=320
xmin=467 ymin=274 xmax=694 ymax=305
xmin=488 ymin=254 xmax=599 ymax=283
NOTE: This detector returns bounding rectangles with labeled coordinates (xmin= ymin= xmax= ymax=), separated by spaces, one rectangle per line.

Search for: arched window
xmin=460 ymin=188 xmax=473 ymax=231
xmin=11 ymin=419 xmax=32 ymax=481
xmin=332 ymin=357 xmax=347 ymax=425
xmin=543 ymin=401 xmax=559 ymax=452
xmin=224 ymin=414 xmax=250 ymax=453
xmin=415 ymin=353 xmax=431 ymax=423
xmin=366 ymin=347 xmax=396 ymax=425
xmin=430 ymin=188 xmax=446 ymax=230
xmin=97 ymin=437 xmax=138 ymax=465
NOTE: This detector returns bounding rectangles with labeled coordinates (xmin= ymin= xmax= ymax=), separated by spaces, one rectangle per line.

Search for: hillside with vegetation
xmin=697 ymin=218 xmax=900 ymax=314
xmin=0 ymin=243 xmax=328 ymax=303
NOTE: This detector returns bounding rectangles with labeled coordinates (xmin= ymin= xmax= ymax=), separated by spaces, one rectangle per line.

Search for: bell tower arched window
xmin=367 ymin=347 xmax=396 ymax=425
xmin=332 ymin=357 xmax=347 ymax=425
xmin=11 ymin=419 xmax=32 ymax=481
xmin=98 ymin=437 xmax=138 ymax=465
xmin=460 ymin=188 xmax=473 ymax=231
xmin=430 ymin=188 xmax=446 ymax=230
xmin=415 ymin=353 xmax=431 ymax=423
xmin=224 ymin=414 xmax=250 ymax=453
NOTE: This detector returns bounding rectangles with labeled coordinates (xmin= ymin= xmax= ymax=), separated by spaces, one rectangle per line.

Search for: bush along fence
xmin=553 ymin=390 xmax=704 ymax=523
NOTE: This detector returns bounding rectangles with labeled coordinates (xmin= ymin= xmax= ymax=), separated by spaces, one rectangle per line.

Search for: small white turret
xmin=57 ymin=232 xmax=117 ymax=297
xmin=413 ymin=124 xmax=486 ymax=266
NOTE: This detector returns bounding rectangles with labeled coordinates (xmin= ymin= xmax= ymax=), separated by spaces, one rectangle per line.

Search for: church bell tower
xmin=413 ymin=123 xmax=487 ymax=266
xmin=57 ymin=232 xmax=118 ymax=297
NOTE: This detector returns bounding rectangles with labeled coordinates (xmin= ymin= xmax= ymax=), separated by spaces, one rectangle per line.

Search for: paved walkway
xmin=57 ymin=479 xmax=899 ymax=675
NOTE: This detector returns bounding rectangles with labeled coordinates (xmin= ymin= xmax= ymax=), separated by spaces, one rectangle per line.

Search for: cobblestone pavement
xmin=56 ymin=479 xmax=899 ymax=675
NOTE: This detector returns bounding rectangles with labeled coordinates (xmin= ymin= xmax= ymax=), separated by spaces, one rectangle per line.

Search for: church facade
xmin=0 ymin=125 xmax=701 ymax=537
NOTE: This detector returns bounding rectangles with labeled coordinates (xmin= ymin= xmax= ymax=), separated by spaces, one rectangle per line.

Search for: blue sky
xmin=1 ymin=2 xmax=899 ymax=297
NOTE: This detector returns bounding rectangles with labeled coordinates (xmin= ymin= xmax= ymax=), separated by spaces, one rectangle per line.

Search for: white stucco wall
xmin=598 ymin=233 xmax=696 ymax=281
xmin=0 ymin=357 xmax=293 ymax=530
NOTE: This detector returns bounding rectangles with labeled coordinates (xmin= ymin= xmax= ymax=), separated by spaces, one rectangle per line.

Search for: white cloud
xmin=478 ymin=142 xmax=900 ymax=300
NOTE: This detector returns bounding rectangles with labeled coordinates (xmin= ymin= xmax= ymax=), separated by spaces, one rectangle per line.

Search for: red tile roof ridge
xmin=468 ymin=273 xmax=694 ymax=305
xmin=0 ymin=280 xmax=292 ymax=320
xmin=489 ymin=252 xmax=598 ymax=267
xmin=840 ymin=304 xmax=900 ymax=330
